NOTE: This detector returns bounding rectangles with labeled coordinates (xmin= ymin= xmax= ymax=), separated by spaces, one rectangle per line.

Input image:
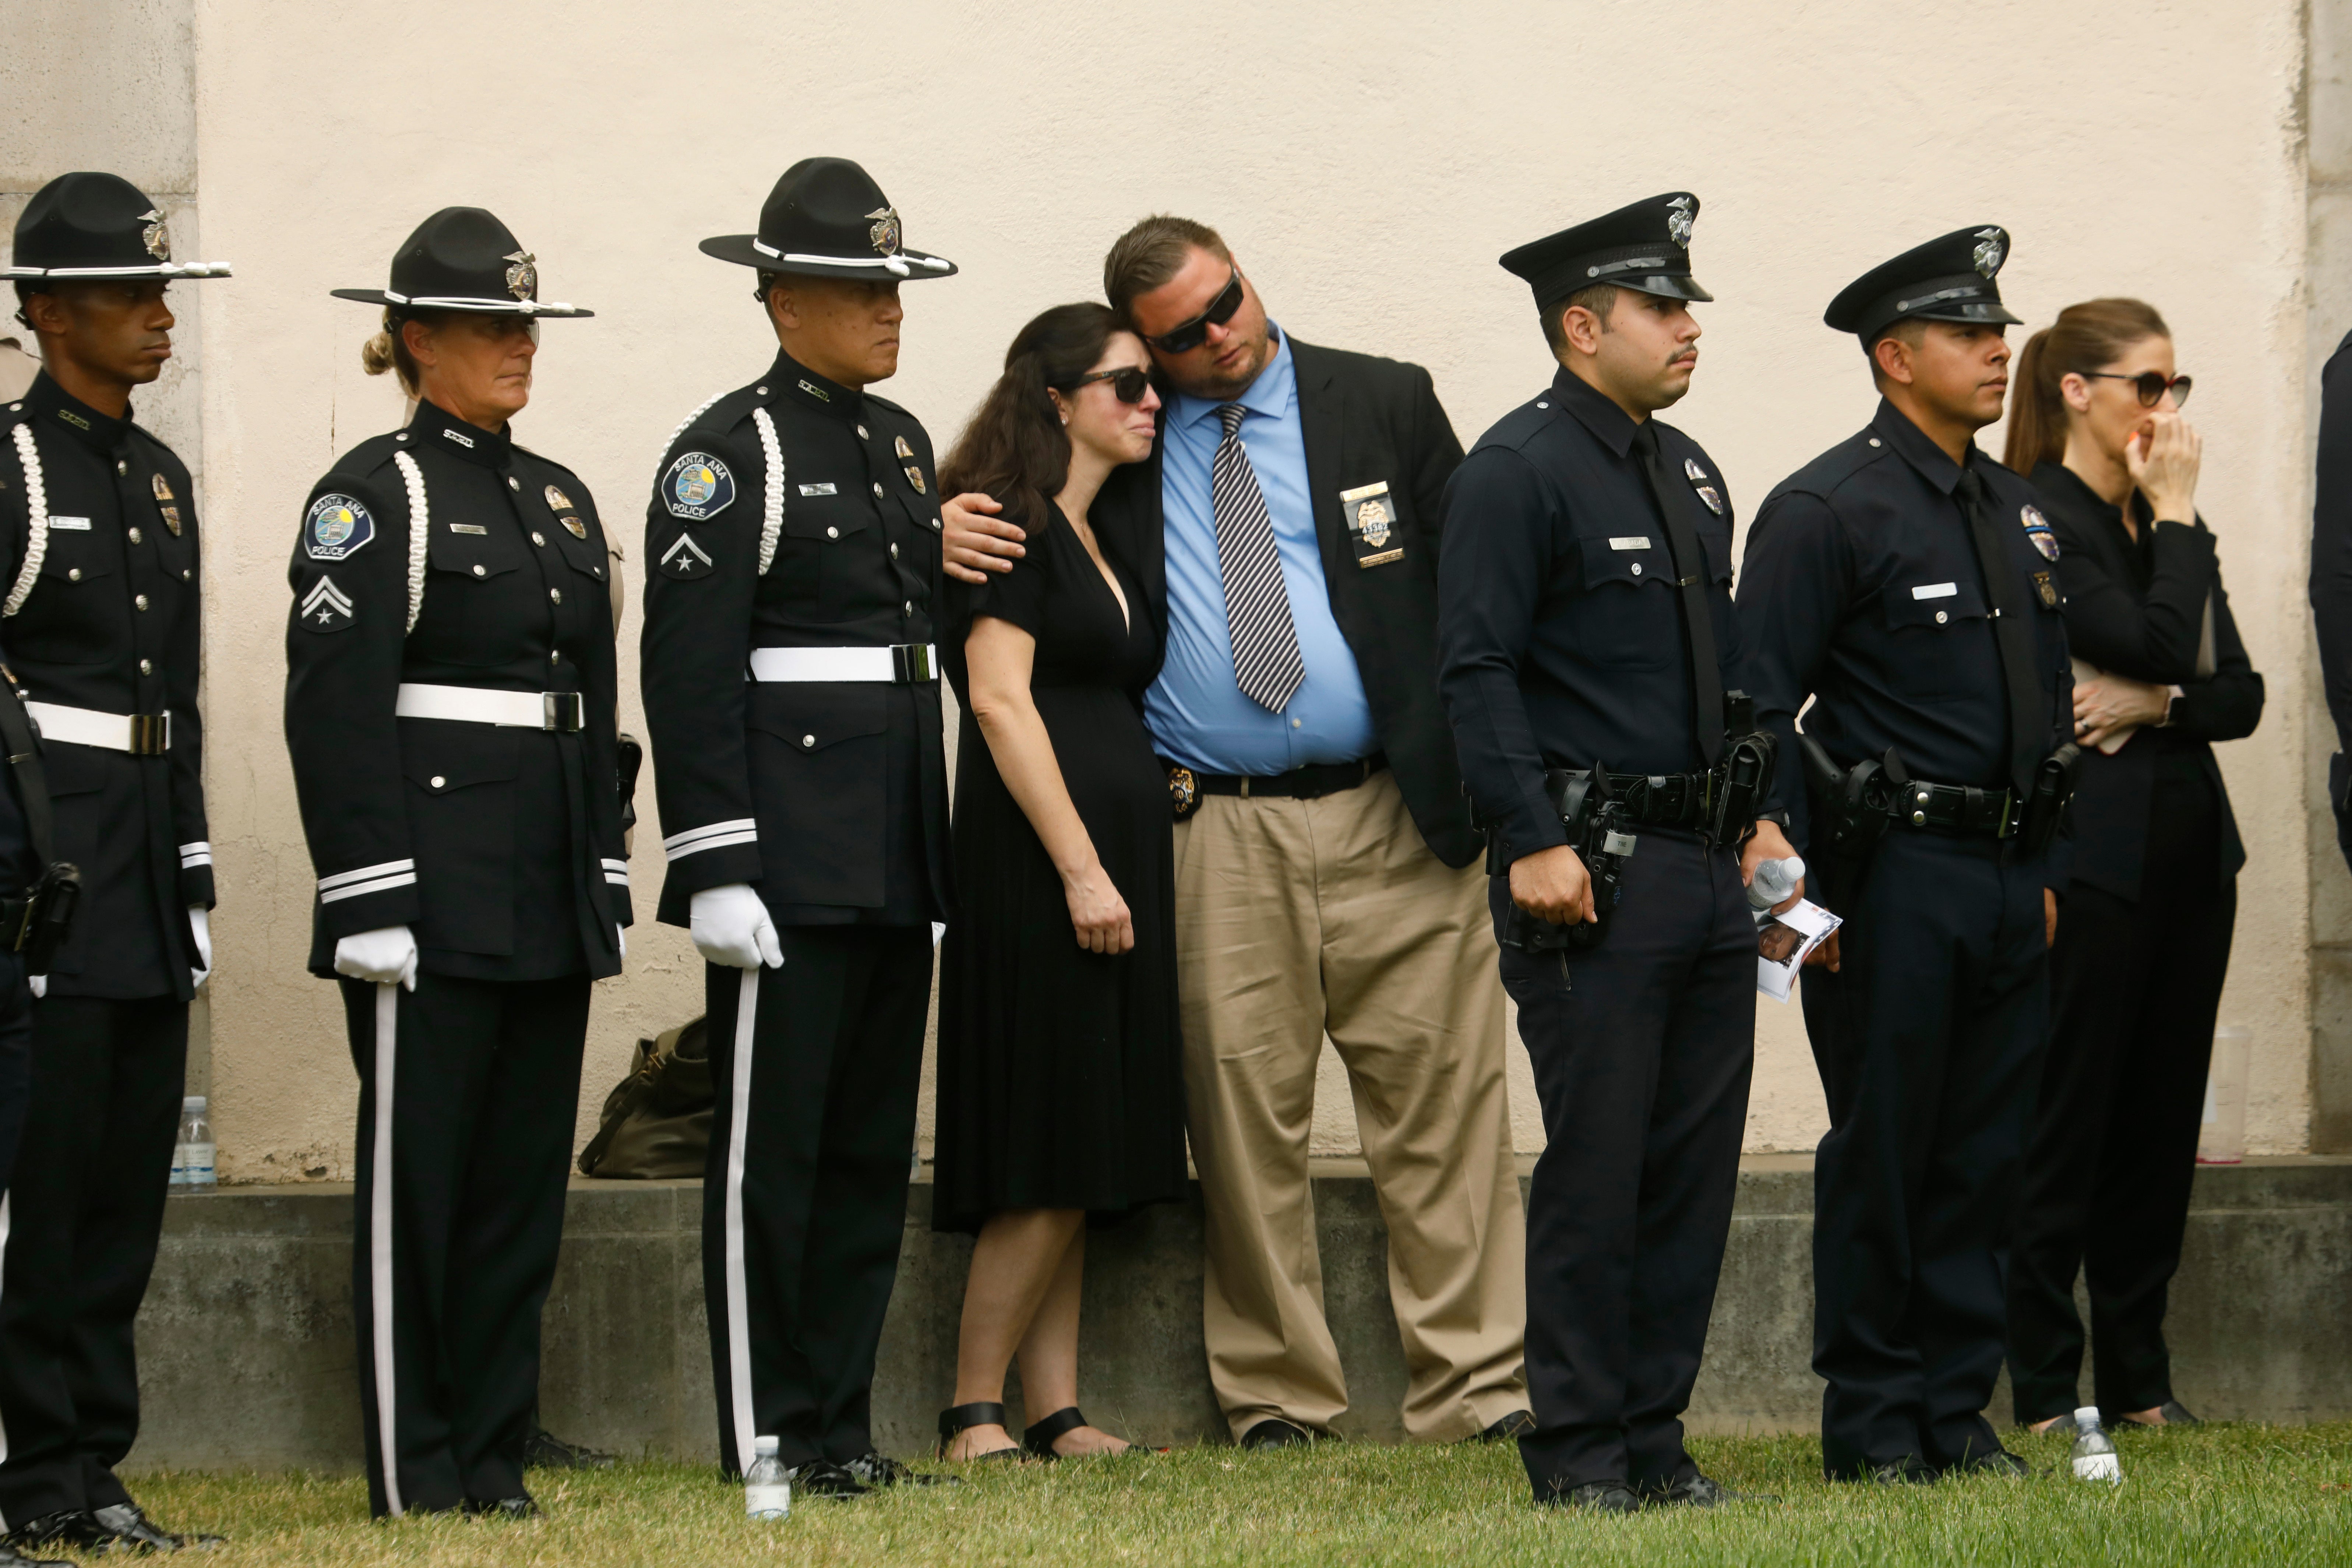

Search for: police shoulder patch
xmin=664 ymin=451 xmax=736 ymax=521
xmin=306 ymin=493 xmax=375 ymax=561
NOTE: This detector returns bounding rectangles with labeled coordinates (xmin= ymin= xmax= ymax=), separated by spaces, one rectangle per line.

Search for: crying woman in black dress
xmin=932 ymin=304 xmax=1182 ymax=1461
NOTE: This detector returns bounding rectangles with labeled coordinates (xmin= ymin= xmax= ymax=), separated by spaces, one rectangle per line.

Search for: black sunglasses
xmin=2083 ymin=369 xmax=2193 ymax=408
xmin=1142 ymin=267 xmax=1244 ymax=353
xmin=1064 ymin=366 xmax=1153 ymax=404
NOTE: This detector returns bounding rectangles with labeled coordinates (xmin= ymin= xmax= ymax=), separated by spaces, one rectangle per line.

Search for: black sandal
xmin=937 ymin=1401 xmax=1022 ymax=1462
xmin=1021 ymin=1406 xmax=1090 ymax=1461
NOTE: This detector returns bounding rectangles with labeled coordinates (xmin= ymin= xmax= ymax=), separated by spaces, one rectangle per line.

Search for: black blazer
xmin=1093 ymin=336 xmax=1478 ymax=868
xmin=2033 ymin=461 xmax=2261 ymax=901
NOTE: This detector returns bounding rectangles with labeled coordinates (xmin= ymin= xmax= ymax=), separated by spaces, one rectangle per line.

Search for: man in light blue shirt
xmin=946 ymin=214 xmax=1526 ymax=1451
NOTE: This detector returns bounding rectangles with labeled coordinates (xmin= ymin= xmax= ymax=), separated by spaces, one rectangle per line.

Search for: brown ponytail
xmin=360 ymin=305 xmax=446 ymax=398
xmin=2003 ymin=297 xmax=2171 ymax=472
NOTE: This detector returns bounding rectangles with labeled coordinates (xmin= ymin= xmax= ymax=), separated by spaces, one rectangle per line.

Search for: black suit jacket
xmin=2034 ymin=461 xmax=2260 ymax=901
xmin=1092 ymin=336 xmax=1478 ymax=868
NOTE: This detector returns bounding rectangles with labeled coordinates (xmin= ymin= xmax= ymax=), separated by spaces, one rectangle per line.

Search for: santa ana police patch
xmin=306 ymin=493 xmax=375 ymax=561
xmin=664 ymin=452 xmax=736 ymax=521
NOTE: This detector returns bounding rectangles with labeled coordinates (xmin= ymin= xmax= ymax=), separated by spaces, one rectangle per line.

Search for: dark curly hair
xmin=938 ymin=302 xmax=1125 ymax=533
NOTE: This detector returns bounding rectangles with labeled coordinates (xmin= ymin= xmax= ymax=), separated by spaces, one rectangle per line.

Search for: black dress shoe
xmin=843 ymin=1451 xmax=959 ymax=1487
xmin=1947 ymin=1448 xmax=2030 ymax=1478
xmin=92 ymin=1502 xmax=226 ymax=1552
xmin=1644 ymin=1473 xmax=1778 ymax=1508
xmin=2113 ymin=1399 xmax=2201 ymax=1428
xmin=1537 ymin=1481 xmax=1641 ymax=1514
xmin=0 ymin=1545 xmax=75 ymax=1568
xmin=521 ymin=1422 xmax=618 ymax=1469
xmin=787 ymin=1459 xmax=871 ymax=1498
xmin=1239 ymin=1418 xmax=1317 ymax=1451
xmin=1852 ymin=1456 xmax=1938 ymax=1486
xmin=460 ymin=1495 xmax=540 ymax=1520
xmin=1477 ymin=1410 xmax=1537 ymax=1443
xmin=2 ymin=1514 xmax=105 ymax=1556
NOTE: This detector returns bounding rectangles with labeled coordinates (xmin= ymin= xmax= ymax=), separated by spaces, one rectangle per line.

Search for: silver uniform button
xmin=801 ymin=734 xmax=815 ymax=748
xmin=507 ymin=477 xmax=521 ymax=491
xmin=128 ymin=527 xmax=142 ymax=545
xmin=857 ymin=425 xmax=869 ymax=440
xmin=872 ymin=482 xmax=884 ymax=499
xmin=532 ymin=531 xmax=545 ymax=546
xmin=180 ymin=568 xmax=190 ymax=581
xmin=1935 ymin=610 xmax=1948 ymax=624
xmin=67 ymin=568 xmax=80 ymax=581
xmin=903 ymin=600 xmax=912 ymax=616
xmin=1912 ymin=809 xmax=1927 ymax=824
xmin=116 ymin=460 xmax=128 ymax=476
xmin=1869 ymin=438 xmax=1882 ymax=448
xmin=431 ymin=776 xmax=446 ymax=789
xmin=889 ymin=543 xmax=899 ymax=559
xmin=549 ymin=588 xmax=563 ymax=604
xmin=550 ymin=651 xmax=561 ymax=665
xmin=139 ymin=659 xmax=152 ymax=675
xmin=472 ymin=564 xmax=486 ymax=577
xmin=756 ymin=385 xmax=768 ymax=395
xmin=1630 ymin=562 xmax=1643 ymax=577
xmin=826 ymin=526 xmax=838 ymax=539
xmin=395 ymin=432 xmax=408 ymax=441
xmin=135 ymin=594 xmax=149 ymax=610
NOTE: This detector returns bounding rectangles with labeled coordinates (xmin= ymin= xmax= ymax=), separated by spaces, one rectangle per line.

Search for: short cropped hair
xmin=1103 ymin=215 xmax=1233 ymax=325
xmin=1540 ymin=283 xmax=1618 ymax=355
xmin=1866 ymin=317 xmax=1930 ymax=389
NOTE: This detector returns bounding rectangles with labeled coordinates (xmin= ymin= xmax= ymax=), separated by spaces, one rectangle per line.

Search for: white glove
xmin=189 ymin=904 xmax=213 ymax=989
xmin=617 ymin=924 xmax=628 ymax=962
xmin=334 ymin=924 xmax=419 ymax=990
xmin=28 ymin=975 xmax=43 ymax=1000
xmin=690 ymin=884 xmax=782 ymax=969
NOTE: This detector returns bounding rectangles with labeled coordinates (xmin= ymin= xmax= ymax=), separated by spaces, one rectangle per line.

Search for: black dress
xmin=933 ymin=504 xmax=1185 ymax=1236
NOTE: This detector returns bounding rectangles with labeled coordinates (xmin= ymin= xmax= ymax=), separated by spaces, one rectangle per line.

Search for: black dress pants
xmin=342 ymin=972 xmax=588 ymax=1518
xmin=2007 ymin=794 xmax=2232 ymax=1423
xmin=0 ymin=952 xmax=29 ymax=1198
xmin=703 ymin=925 xmax=931 ymax=1476
xmin=1803 ymin=831 xmax=2048 ymax=1478
xmin=0 ymin=995 xmax=184 ymax=1527
xmin=1497 ymin=828 xmax=1756 ymax=1496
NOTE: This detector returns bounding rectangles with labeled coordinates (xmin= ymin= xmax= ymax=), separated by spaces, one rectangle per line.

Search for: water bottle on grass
xmin=745 ymin=1434 xmax=791 ymax=1520
xmin=173 ymin=1096 xmax=215 ymax=1191
xmin=2068 ymin=1407 xmax=2122 ymax=1484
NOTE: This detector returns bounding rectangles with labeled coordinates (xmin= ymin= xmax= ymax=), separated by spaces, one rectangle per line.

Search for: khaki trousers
xmin=1173 ymin=769 xmax=1525 ymax=1442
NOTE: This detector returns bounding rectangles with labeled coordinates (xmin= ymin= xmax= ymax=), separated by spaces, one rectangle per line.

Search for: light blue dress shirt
xmin=1142 ymin=327 xmax=1378 ymax=775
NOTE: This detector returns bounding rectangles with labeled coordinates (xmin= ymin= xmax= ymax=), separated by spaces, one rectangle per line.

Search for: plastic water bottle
xmin=172 ymin=1096 xmax=216 ymax=1191
xmin=2068 ymin=1407 xmax=2122 ymax=1484
xmin=744 ymin=1434 xmax=791 ymax=1520
xmin=1749 ymin=855 xmax=1805 ymax=912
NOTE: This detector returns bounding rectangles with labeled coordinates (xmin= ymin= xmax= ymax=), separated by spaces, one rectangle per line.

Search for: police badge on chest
xmin=1340 ymin=480 xmax=1403 ymax=568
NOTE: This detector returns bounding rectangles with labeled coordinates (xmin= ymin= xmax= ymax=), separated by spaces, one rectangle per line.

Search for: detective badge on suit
xmin=1341 ymin=481 xmax=1403 ymax=568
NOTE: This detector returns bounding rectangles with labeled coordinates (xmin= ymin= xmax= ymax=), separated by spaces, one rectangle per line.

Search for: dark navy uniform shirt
xmin=639 ymin=348 xmax=950 ymax=929
xmin=283 ymin=397 xmax=630 ymax=982
xmin=1738 ymin=397 xmax=2072 ymax=858
xmin=1438 ymin=366 xmax=1755 ymax=863
xmin=0 ymin=372 xmax=209 ymax=998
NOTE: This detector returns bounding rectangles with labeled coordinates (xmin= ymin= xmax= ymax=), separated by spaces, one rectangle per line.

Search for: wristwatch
xmin=2160 ymin=684 xmax=2184 ymax=727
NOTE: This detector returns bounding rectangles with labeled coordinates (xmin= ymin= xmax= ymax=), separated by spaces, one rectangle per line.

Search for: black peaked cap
xmin=700 ymin=156 xmax=956 ymax=281
xmin=5 ymin=170 xmax=230 ymax=281
xmin=330 ymin=207 xmax=591 ymax=317
xmin=1500 ymin=192 xmax=1711 ymax=312
xmin=1826 ymin=226 xmax=2020 ymax=343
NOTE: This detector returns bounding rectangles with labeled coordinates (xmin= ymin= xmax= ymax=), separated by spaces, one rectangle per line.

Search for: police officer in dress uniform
xmin=1438 ymin=194 xmax=1799 ymax=1513
xmin=1738 ymin=228 xmax=2074 ymax=1483
xmin=282 ymin=207 xmax=627 ymax=1520
xmin=0 ymin=172 xmax=226 ymax=1558
xmin=639 ymin=158 xmax=954 ymax=1497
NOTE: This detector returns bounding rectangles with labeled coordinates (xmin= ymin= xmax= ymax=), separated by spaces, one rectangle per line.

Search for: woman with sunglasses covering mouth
xmin=2000 ymin=297 xmax=2263 ymax=1438
xmin=929 ymin=303 xmax=1179 ymax=1463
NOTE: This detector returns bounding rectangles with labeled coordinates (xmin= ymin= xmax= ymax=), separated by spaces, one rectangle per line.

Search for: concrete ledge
xmin=128 ymin=1157 xmax=2352 ymax=1471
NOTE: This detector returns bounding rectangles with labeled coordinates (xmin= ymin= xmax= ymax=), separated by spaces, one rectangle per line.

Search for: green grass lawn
xmin=106 ymin=1421 xmax=2352 ymax=1566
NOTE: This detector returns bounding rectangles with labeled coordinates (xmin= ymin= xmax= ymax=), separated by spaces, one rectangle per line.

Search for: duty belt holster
xmin=1490 ymin=763 xmax=1638 ymax=960
xmin=1801 ymin=737 xmax=2083 ymax=913
xmin=0 ymin=665 xmax=80 ymax=971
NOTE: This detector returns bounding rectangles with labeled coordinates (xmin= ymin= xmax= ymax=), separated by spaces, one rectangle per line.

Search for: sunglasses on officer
xmin=2082 ymin=369 xmax=2192 ymax=408
xmin=1142 ymin=267 xmax=1245 ymax=355
xmin=1063 ymin=366 xmax=1154 ymax=404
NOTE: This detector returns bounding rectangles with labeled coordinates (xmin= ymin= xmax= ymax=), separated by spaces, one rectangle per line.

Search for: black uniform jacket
xmin=1739 ymin=399 xmax=2073 ymax=874
xmin=0 ymin=372 xmax=208 ymax=999
xmin=639 ymin=349 xmax=950 ymax=930
xmin=283 ymin=398 xmax=629 ymax=982
xmin=1436 ymin=366 xmax=1757 ymax=866
xmin=2032 ymin=461 xmax=2259 ymax=901
xmin=1091 ymin=335 xmax=1478 ymax=867
xmin=2310 ymin=331 xmax=2352 ymax=755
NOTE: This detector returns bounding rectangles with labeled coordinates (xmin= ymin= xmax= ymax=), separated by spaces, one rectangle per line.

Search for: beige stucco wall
xmin=4 ymin=0 xmax=2323 ymax=1175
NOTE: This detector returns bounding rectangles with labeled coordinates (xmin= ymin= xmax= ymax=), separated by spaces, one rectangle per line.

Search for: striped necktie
xmin=1212 ymin=402 xmax=1305 ymax=712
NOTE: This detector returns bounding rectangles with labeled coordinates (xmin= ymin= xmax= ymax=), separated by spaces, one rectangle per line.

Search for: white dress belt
xmin=746 ymin=644 xmax=937 ymax=683
xmin=395 ymin=682 xmax=585 ymax=732
xmin=24 ymin=701 xmax=171 ymax=755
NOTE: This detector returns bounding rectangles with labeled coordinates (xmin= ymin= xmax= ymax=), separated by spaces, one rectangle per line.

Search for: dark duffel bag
xmin=577 ymin=1015 xmax=712 ymax=1179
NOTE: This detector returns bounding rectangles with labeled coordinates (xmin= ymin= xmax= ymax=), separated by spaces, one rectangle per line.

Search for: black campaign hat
xmin=700 ymin=157 xmax=956 ymax=281
xmin=329 ymin=207 xmax=591 ymax=317
xmin=4 ymin=171 xmax=230 ymax=282
xmin=1826 ymin=226 xmax=2021 ymax=344
xmin=1500 ymin=191 xmax=1711 ymax=312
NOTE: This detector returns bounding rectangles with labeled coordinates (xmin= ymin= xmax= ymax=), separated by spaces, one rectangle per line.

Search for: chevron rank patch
xmin=660 ymin=529 xmax=715 ymax=580
xmin=663 ymin=452 xmax=735 ymax=521
xmin=306 ymin=493 xmax=374 ymax=561
xmin=299 ymin=574 xmax=355 ymax=633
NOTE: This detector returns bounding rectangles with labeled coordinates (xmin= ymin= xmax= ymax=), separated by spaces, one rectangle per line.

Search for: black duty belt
xmin=1164 ymin=752 xmax=1386 ymax=817
xmin=1552 ymin=769 xmax=1715 ymax=830
xmin=1883 ymin=778 xmax=2020 ymax=839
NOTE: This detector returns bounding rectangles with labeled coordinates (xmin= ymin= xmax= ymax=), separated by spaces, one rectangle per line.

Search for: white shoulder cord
xmin=750 ymin=407 xmax=784 ymax=577
xmin=392 ymin=451 xmax=429 ymax=634
xmin=4 ymin=423 xmax=49 ymax=618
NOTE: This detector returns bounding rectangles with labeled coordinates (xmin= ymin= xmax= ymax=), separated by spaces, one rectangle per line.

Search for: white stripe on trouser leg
xmin=371 ymin=982 xmax=405 ymax=1517
xmin=723 ymin=966 xmax=760 ymax=1470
